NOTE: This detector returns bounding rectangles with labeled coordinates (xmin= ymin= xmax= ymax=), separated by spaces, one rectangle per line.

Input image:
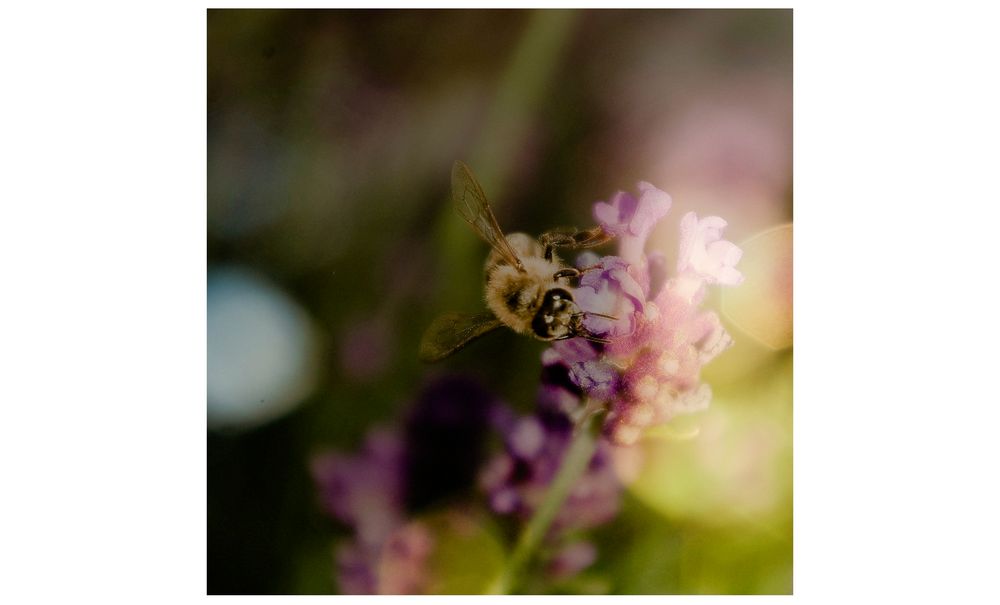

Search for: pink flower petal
xmin=677 ymin=211 xmax=744 ymax=285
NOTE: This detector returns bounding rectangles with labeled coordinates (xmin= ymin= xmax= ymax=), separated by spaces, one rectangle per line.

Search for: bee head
xmin=531 ymin=288 xmax=578 ymax=340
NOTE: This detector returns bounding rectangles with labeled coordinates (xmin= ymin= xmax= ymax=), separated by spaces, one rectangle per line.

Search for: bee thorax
xmin=485 ymin=255 xmax=564 ymax=336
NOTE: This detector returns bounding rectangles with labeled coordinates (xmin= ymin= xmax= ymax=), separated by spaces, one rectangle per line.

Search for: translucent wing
xmin=538 ymin=225 xmax=613 ymax=262
xmin=451 ymin=161 xmax=524 ymax=272
xmin=540 ymin=225 xmax=615 ymax=251
xmin=419 ymin=311 xmax=504 ymax=362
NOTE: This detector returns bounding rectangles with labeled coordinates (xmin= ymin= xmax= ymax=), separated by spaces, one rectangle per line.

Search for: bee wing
xmin=540 ymin=225 xmax=614 ymax=250
xmin=451 ymin=161 xmax=525 ymax=272
xmin=419 ymin=311 xmax=504 ymax=362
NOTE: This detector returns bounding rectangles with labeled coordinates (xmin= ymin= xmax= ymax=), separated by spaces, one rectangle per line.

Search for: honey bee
xmin=419 ymin=161 xmax=616 ymax=362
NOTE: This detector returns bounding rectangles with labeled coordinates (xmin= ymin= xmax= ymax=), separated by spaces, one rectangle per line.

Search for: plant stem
xmin=486 ymin=401 xmax=600 ymax=594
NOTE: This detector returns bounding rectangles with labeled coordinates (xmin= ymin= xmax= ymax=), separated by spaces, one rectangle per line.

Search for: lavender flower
xmin=327 ymin=516 xmax=435 ymax=595
xmin=482 ymin=411 xmax=620 ymax=532
xmin=480 ymin=403 xmax=621 ymax=578
xmin=312 ymin=428 xmax=407 ymax=594
xmin=333 ymin=540 xmax=379 ymax=595
xmin=592 ymin=182 xmax=672 ymax=268
xmin=547 ymin=183 xmax=744 ymax=446
xmin=677 ymin=212 xmax=745 ymax=286
xmin=376 ymin=521 xmax=435 ymax=595
xmin=311 ymin=376 xmax=500 ymax=594
xmin=546 ymin=541 xmax=598 ymax=581
xmin=311 ymin=428 xmax=406 ymax=549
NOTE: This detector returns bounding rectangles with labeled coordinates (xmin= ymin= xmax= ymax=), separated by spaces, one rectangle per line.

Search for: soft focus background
xmin=208 ymin=8 xmax=792 ymax=595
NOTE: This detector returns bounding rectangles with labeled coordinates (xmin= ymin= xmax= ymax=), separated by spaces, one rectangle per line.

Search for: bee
xmin=419 ymin=161 xmax=616 ymax=362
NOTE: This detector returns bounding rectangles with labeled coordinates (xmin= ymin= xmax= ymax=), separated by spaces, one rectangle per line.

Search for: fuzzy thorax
xmin=485 ymin=255 xmax=563 ymax=336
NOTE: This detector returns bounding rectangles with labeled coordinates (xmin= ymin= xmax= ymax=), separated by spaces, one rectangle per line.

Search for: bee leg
xmin=568 ymin=312 xmax=613 ymax=345
xmin=554 ymin=264 xmax=604 ymax=285
xmin=541 ymin=226 xmax=614 ymax=261
xmin=553 ymin=268 xmax=581 ymax=281
xmin=541 ymin=232 xmax=579 ymax=262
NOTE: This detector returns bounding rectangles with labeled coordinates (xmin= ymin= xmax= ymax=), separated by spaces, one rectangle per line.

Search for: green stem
xmin=486 ymin=400 xmax=600 ymax=594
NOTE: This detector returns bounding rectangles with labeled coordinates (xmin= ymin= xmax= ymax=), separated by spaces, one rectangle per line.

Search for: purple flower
xmin=479 ymin=405 xmax=622 ymax=577
xmin=677 ymin=211 xmax=745 ymax=286
xmin=311 ymin=428 xmax=406 ymax=548
xmin=550 ymin=184 xmax=743 ymax=446
xmin=376 ymin=521 xmax=435 ymax=595
xmin=311 ymin=375 xmax=502 ymax=594
xmin=547 ymin=541 xmax=598 ymax=580
xmin=334 ymin=540 xmax=379 ymax=595
xmin=574 ymin=255 xmax=648 ymax=339
xmin=593 ymin=182 xmax=672 ymax=267
xmin=546 ymin=339 xmax=618 ymax=401
xmin=330 ymin=515 xmax=434 ymax=595
xmin=602 ymin=278 xmax=731 ymax=445
xmin=312 ymin=429 xmax=408 ymax=594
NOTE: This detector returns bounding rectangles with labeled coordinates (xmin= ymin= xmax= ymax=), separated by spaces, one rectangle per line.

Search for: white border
xmin=3 ymin=2 xmax=999 ymax=603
